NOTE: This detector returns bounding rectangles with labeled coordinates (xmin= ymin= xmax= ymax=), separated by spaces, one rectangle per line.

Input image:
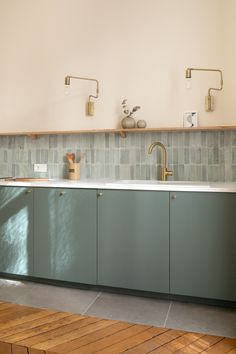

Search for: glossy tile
xmin=0 ymin=130 xmax=235 ymax=181
xmin=0 ymin=131 xmax=232 ymax=181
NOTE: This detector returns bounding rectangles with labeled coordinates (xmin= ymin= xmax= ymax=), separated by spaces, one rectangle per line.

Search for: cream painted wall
xmin=0 ymin=0 xmax=234 ymax=132
xmin=221 ymin=0 xmax=236 ymax=123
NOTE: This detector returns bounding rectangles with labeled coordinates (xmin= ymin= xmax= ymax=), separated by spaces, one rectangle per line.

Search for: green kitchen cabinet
xmin=34 ymin=188 xmax=97 ymax=284
xmin=0 ymin=186 xmax=33 ymax=275
xmin=97 ymin=190 xmax=169 ymax=293
xmin=170 ymin=192 xmax=236 ymax=301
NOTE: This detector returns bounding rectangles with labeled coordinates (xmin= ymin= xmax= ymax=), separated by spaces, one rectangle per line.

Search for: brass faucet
xmin=148 ymin=142 xmax=173 ymax=181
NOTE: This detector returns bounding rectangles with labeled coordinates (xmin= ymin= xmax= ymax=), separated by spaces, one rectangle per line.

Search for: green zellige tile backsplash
xmin=0 ymin=130 xmax=235 ymax=182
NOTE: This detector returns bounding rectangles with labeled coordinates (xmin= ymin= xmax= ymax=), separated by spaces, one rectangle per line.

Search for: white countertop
xmin=1 ymin=179 xmax=236 ymax=192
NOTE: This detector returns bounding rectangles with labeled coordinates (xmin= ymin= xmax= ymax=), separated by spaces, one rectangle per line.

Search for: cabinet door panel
xmin=34 ymin=188 xmax=97 ymax=284
xmin=0 ymin=187 xmax=33 ymax=275
xmin=170 ymin=192 xmax=236 ymax=301
xmin=98 ymin=190 xmax=169 ymax=293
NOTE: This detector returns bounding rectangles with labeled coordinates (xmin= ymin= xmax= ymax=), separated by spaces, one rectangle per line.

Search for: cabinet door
xmin=0 ymin=187 xmax=33 ymax=275
xmin=98 ymin=190 xmax=169 ymax=293
xmin=34 ymin=188 xmax=97 ymax=284
xmin=170 ymin=192 xmax=236 ymax=301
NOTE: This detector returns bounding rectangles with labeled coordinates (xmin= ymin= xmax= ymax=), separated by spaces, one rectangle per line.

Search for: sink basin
xmin=114 ymin=180 xmax=159 ymax=184
xmin=113 ymin=180 xmax=207 ymax=185
xmin=154 ymin=180 xmax=209 ymax=185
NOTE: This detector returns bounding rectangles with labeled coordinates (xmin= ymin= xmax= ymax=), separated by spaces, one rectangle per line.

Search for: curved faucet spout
xmin=148 ymin=141 xmax=173 ymax=181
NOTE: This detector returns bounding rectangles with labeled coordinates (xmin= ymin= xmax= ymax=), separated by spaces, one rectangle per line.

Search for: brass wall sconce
xmin=64 ymin=75 xmax=99 ymax=116
xmin=185 ymin=68 xmax=223 ymax=112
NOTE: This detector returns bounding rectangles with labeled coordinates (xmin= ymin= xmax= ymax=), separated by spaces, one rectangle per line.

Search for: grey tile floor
xmin=0 ymin=278 xmax=236 ymax=339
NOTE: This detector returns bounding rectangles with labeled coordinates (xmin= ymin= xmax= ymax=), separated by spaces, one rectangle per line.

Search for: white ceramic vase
xmin=137 ymin=120 xmax=147 ymax=128
xmin=121 ymin=116 xmax=136 ymax=129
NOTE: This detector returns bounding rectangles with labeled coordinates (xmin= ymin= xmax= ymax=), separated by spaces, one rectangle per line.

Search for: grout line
xmin=82 ymin=291 xmax=102 ymax=315
xmin=163 ymin=301 xmax=172 ymax=328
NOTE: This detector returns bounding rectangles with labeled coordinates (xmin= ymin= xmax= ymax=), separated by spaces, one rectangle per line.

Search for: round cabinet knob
xmin=25 ymin=189 xmax=32 ymax=194
xmin=97 ymin=192 xmax=103 ymax=197
xmin=59 ymin=191 xmax=65 ymax=196
xmin=171 ymin=193 xmax=177 ymax=200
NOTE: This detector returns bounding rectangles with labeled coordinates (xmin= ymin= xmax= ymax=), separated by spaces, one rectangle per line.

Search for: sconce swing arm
xmin=64 ymin=75 xmax=99 ymax=101
xmin=64 ymin=75 xmax=99 ymax=116
xmin=185 ymin=67 xmax=223 ymax=112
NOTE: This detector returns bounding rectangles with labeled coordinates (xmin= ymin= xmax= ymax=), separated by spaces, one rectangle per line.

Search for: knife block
xmin=68 ymin=162 xmax=80 ymax=180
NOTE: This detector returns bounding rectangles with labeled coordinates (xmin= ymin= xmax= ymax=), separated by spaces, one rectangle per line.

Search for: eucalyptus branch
xmin=121 ymin=99 xmax=141 ymax=117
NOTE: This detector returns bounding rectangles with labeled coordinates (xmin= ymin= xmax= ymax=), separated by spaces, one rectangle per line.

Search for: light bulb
xmin=64 ymin=84 xmax=70 ymax=95
xmin=186 ymin=78 xmax=192 ymax=89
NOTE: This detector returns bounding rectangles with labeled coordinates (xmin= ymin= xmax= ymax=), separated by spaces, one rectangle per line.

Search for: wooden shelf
xmin=0 ymin=126 xmax=236 ymax=138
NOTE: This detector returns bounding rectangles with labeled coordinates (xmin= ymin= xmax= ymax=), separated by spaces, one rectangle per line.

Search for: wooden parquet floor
xmin=0 ymin=300 xmax=234 ymax=354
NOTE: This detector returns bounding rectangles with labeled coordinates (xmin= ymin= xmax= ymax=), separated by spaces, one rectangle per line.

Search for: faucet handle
xmin=163 ymin=168 xmax=173 ymax=181
xmin=166 ymin=169 xmax=173 ymax=176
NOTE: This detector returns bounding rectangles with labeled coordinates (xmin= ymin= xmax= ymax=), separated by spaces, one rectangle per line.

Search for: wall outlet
xmin=34 ymin=164 xmax=47 ymax=173
xmin=183 ymin=111 xmax=198 ymax=127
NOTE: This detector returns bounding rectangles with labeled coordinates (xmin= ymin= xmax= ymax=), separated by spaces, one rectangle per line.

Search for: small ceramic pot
xmin=121 ymin=116 xmax=136 ymax=129
xmin=137 ymin=120 xmax=147 ymax=128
